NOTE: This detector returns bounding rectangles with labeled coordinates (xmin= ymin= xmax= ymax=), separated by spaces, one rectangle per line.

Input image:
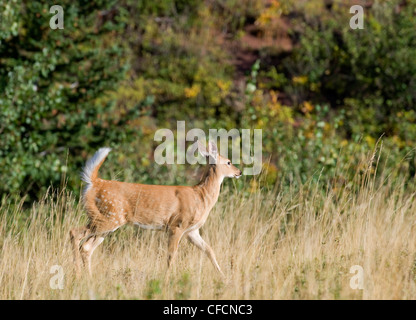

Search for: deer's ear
xmin=197 ymin=140 xmax=218 ymax=164
xmin=197 ymin=140 xmax=210 ymax=158
xmin=208 ymin=141 xmax=218 ymax=159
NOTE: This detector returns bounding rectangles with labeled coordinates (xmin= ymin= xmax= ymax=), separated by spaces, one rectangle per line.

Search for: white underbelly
xmin=133 ymin=222 xmax=163 ymax=230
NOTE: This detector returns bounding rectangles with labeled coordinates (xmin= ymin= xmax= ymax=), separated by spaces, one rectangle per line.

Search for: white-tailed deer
xmin=70 ymin=141 xmax=242 ymax=278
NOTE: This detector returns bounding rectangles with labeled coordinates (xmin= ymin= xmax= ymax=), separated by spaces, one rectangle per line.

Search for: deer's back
xmin=92 ymin=179 xmax=203 ymax=229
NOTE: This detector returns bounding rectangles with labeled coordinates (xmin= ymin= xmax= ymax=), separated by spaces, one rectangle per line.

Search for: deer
xmin=69 ymin=140 xmax=242 ymax=279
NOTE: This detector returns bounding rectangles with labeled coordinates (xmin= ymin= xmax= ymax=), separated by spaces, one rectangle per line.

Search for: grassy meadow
xmin=2 ymin=149 xmax=416 ymax=300
xmin=3 ymin=0 xmax=416 ymax=301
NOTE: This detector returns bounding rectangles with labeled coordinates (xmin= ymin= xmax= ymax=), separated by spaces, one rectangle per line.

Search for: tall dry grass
xmin=1 ymin=151 xmax=416 ymax=299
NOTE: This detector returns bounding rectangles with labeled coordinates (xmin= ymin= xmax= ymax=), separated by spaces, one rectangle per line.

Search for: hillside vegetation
xmin=1 ymin=0 xmax=416 ymax=300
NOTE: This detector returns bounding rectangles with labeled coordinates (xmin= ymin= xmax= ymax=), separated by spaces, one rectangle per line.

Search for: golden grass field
xmin=1 ymin=152 xmax=416 ymax=300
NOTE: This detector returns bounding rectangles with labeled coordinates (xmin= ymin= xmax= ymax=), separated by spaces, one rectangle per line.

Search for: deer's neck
xmin=194 ymin=165 xmax=223 ymax=210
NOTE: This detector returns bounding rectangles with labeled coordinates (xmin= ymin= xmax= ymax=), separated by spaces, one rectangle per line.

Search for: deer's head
xmin=198 ymin=140 xmax=242 ymax=179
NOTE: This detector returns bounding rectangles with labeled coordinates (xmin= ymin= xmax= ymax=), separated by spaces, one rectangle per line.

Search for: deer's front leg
xmin=187 ymin=229 xmax=225 ymax=278
xmin=167 ymin=227 xmax=184 ymax=269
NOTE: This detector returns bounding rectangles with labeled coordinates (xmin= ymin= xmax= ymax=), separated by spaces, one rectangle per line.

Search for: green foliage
xmin=145 ymin=278 xmax=162 ymax=299
xmin=2 ymin=0 xmax=416 ymax=201
xmin=117 ymin=2 xmax=236 ymax=124
xmin=175 ymin=272 xmax=191 ymax=300
xmin=0 ymin=0 xmax=128 ymax=197
xmin=280 ymin=1 xmax=416 ymax=136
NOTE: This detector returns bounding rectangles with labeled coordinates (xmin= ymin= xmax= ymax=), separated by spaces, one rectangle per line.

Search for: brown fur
xmin=70 ymin=143 xmax=242 ymax=278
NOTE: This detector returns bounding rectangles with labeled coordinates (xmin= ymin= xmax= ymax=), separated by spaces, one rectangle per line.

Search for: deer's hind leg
xmin=80 ymin=219 xmax=126 ymax=276
xmin=70 ymin=218 xmax=125 ymax=277
xmin=80 ymin=234 xmax=105 ymax=276
xmin=69 ymin=227 xmax=91 ymax=277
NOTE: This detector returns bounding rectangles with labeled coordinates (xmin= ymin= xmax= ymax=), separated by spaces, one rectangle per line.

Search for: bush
xmin=279 ymin=1 xmax=416 ymax=136
xmin=0 ymin=0 xmax=128 ymax=197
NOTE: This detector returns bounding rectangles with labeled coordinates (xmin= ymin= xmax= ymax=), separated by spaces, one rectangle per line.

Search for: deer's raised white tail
xmin=70 ymin=141 xmax=242 ymax=279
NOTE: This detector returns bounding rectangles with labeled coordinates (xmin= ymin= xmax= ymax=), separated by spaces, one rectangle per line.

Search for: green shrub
xmin=0 ymin=0 xmax=128 ymax=197
xmin=280 ymin=1 xmax=416 ymax=136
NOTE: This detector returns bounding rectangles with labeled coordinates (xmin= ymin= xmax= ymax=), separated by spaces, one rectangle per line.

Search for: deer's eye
xmin=227 ymin=161 xmax=231 ymax=166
